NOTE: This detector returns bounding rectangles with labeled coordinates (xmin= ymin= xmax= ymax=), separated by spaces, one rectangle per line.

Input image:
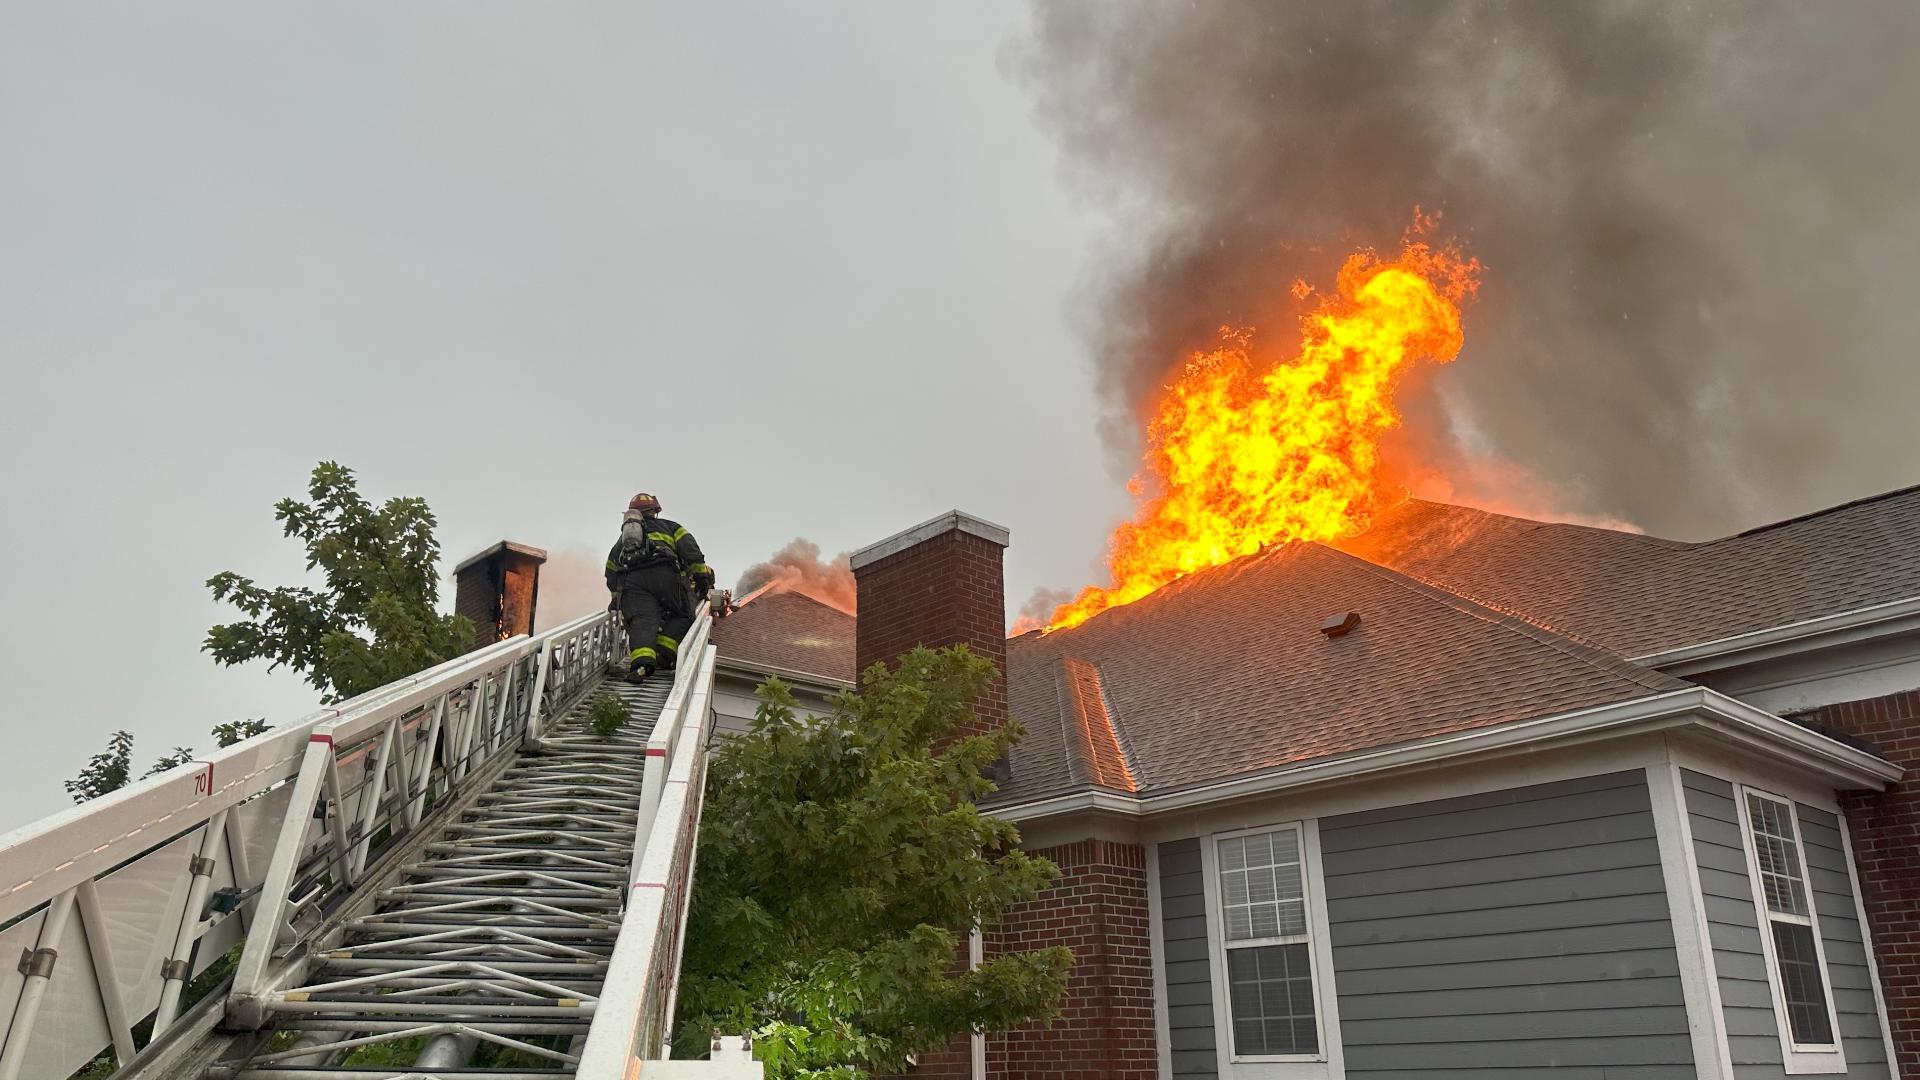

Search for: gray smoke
xmin=736 ymin=539 xmax=858 ymax=613
xmin=1010 ymin=2 xmax=1920 ymax=538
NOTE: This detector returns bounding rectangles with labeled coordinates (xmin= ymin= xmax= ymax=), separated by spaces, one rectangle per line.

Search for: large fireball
xmin=1048 ymin=228 xmax=1480 ymax=631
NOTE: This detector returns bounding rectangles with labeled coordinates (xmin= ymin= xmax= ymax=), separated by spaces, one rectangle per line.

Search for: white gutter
xmin=1632 ymin=595 xmax=1920 ymax=674
xmin=989 ymin=686 xmax=1901 ymax=823
xmin=713 ymin=657 xmax=852 ymax=694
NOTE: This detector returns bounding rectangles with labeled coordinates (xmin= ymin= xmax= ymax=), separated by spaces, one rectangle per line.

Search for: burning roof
xmin=709 ymin=584 xmax=856 ymax=687
xmin=1045 ymin=227 xmax=1479 ymax=631
xmin=995 ymin=482 xmax=1920 ymax=805
xmin=1340 ymin=486 xmax=1920 ymax=659
xmin=999 ymin=539 xmax=1684 ymax=805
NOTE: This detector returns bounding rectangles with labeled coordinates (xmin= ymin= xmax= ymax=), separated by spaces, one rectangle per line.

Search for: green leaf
xmin=672 ymin=646 xmax=1071 ymax=1076
xmin=200 ymin=461 xmax=467 ymax=704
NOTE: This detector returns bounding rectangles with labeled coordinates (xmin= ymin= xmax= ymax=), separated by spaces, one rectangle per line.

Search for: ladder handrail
xmin=0 ymin=608 xmax=620 ymax=1080
xmin=226 ymin=610 xmax=621 ymax=1024
xmin=635 ymin=601 xmax=716 ymax=855
xmin=576 ymin=623 xmax=722 ymax=1070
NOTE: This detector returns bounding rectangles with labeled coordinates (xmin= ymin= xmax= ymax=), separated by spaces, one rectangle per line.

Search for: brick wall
xmin=852 ymin=518 xmax=1008 ymax=738
xmin=851 ymin=514 xmax=1160 ymax=1079
xmin=454 ymin=563 xmax=501 ymax=652
xmin=1795 ymin=689 xmax=1920 ymax=1074
xmin=453 ymin=544 xmax=545 ymax=652
xmin=983 ymin=838 xmax=1157 ymax=1080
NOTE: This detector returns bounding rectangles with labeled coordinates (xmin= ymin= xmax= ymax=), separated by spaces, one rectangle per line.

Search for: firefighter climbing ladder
xmin=0 ymin=606 xmax=751 ymax=1079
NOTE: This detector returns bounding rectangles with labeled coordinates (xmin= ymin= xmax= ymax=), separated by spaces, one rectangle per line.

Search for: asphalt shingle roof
xmin=1338 ymin=485 xmax=1920 ymax=658
xmin=708 ymin=588 xmax=856 ymax=686
xmin=994 ymin=543 xmax=1686 ymax=806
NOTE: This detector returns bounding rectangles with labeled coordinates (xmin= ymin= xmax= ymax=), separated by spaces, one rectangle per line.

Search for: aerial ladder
xmin=0 ymin=606 xmax=755 ymax=1078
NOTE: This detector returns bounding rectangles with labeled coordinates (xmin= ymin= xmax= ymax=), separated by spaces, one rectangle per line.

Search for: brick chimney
xmin=849 ymin=510 xmax=1010 ymax=733
xmin=453 ymin=541 xmax=547 ymax=651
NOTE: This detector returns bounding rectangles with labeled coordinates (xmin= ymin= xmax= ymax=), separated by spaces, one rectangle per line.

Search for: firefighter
xmin=605 ymin=493 xmax=715 ymax=683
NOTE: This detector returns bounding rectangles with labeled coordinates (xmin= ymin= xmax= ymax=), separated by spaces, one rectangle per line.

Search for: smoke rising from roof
xmin=736 ymin=538 xmax=858 ymax=614
xmin=1011 ymin=585 xmax=1076 ymax=636
xmin=1009 ymin=2 xmax=1920 ymax=539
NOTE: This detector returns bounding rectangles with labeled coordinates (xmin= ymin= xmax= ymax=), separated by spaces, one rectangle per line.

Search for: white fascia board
xmin=1684 ymin=688 xmax=1903 ymax=785
xmin=713 ymin=658 xmax=853 ymax=694
xmin=1633 ymin=596 xmax=1920 ymax=675
xmin=989 ymin=687 xmax=1901 ymax=824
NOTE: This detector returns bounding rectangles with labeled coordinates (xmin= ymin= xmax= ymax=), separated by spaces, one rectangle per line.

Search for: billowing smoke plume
xmin=1010 ymin=3 xmax=1920 ymax=538
xmin=531 ymin=547 xmax=613 ymax=632
xmin=1011 ymin=586 xmax=1076 ymax=636
xmin=736 ymin=539 xmax=857 ymax=613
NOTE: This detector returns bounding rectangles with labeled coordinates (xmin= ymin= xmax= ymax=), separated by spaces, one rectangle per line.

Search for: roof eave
xmin=713 ymin=656 xmax=854 ymax=694
xmin=988 ymin=687 xmax=1901 ymax=824
xmin=1631 ymin=595 xmax=1920 ymax=675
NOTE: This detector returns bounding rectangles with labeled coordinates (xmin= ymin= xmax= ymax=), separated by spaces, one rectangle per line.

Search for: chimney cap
xmin=454 ymin=541 xmax=548 ymax=576
xmin=848 ymin=510 xmax=1009 ymax=571
xmin=1320 ymin=611 xmax=1362 ymax=638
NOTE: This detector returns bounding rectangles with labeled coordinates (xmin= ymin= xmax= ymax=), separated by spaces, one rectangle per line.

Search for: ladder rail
xmin=0 ymin=610 xmax=620 ymax=1080
xmin=227 ymin=612 xmax=621 ymax=1026
xmin=575 ymin=624 xmax=722 ymax=1071
xmin=217 ymin=621 xmax=708 ymax=1076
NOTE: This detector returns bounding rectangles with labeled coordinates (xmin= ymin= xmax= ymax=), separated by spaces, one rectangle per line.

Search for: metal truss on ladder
xmin=0 ymin=601 xmax=756 ymax=1079
xmin=212 ymin=677 xmax=672 ymax=1078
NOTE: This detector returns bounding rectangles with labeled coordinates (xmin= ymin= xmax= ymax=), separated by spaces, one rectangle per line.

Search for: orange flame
xmin=1048 ymin=227 xmax=1480 ymax=631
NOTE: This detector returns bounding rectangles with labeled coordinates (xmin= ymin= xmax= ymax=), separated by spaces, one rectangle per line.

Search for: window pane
xmin=1217 ymin=827 xmax=1307 ymax=943
xmin=1746 ymin=794 xmax=1811 ymax=917
xmin=1226 ymin=944 xmax=1318 ymax=1056
xmin=1227 ymin=907 xmax=1251 ymax=941
xmin=1247 ymin=866 xmax=1278 ymax=904
xmin=1276 ymin=899 xmax=1307 ymax=937
xmin=1270 ymin=828 xmax=1299 ymax=865
xmin=1771 ymin=922 xmax=1835 ymax=1045
xmin=1243 ymin=831 xmax=1274 ymax=867
xmin=1274 ymin=862 xmax=1303 ymax=901
xmin=1248 ymin=904 xmax=1280 ymax=939
xmin=1223 ymin=869 xmax=1250 ymax=908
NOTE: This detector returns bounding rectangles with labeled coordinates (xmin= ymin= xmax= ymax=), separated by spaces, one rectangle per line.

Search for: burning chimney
xmin=850 ymin=510 xmax=1010 ymax=739
xmin=453 ymin=541 xmax=547 ymax=651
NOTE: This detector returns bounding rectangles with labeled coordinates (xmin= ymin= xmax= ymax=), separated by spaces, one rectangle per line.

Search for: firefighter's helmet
xmin=628 ymin=492 xmax=662 ymax=515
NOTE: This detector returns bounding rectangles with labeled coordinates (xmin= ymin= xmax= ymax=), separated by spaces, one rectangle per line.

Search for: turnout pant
xmin=617 ymin=564 xmax=692 ymax=672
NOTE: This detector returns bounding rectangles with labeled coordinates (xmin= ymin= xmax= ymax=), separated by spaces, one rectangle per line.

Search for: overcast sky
xmin=0 ymin=2 xmax=1115 ymax=825
xmin=4 ymin=4 xmax=1917 ymax=828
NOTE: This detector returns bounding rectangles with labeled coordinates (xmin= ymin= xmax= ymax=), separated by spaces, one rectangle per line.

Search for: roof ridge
xmin=736 ymin=581 xmax=856 ymax=618
xmin=1396 ymin=497 xmax=1682 ymax=549
xmin=1309 ymin=544 xmax=1682 ymax=696
xmin=1704 ymin=481 xmax=1920 ymax=545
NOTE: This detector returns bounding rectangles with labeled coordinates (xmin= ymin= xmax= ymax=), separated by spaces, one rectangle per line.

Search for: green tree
xmin=65 ymin=730 xmax=134 ymax=803
xmin=212 ymin=718 xmax=272 ymax=747
xmin=65 ymin=719 xmax=275 ymax=803
xmin=673 ymin=645 xmax=1072 ymax=1077
xmin=204 ymin=461 xmax=473 ymax=703
xmin=145 ymin=746 xmax=197 ymax=777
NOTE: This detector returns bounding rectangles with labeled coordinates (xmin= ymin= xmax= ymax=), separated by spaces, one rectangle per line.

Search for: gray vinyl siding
xmin=1320 ymin=770 xmax=1693 ymax=1079
xmin=1681 ymin=770 xmax=1890 ymax=1079
xmin=1159 ymin=837 xmax=1217 ymax=1079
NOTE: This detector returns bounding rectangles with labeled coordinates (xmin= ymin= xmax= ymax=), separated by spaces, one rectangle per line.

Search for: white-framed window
xmin=1200 ymin=820 xmax=1342 ymax=1077
xmin=1735 ymin=785 xmax=1847 ymax=1074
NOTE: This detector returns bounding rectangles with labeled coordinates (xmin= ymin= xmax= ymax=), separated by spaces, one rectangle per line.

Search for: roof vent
xmin=1320 ymin=611 xmax=1362 ymax=638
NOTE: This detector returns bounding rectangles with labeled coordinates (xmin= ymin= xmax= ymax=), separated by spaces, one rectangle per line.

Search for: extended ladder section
xmin=0 ymin=605 xmax=751 ymax=1079
xmin=214 ymin=676 xmax=674 ymax=1078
